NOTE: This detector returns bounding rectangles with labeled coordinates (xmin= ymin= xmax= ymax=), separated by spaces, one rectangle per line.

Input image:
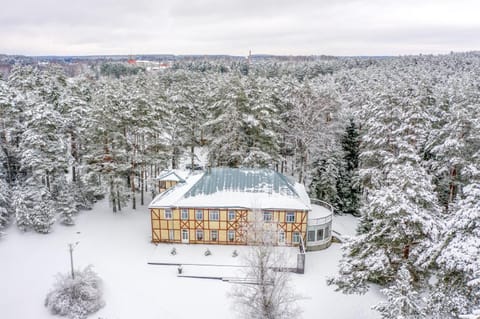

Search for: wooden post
xmin=68 ymin=242 xmax=78 ymax=279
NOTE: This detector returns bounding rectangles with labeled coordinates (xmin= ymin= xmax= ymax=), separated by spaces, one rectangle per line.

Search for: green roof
xmin=184 ymin=167 xmax=299 ymax=198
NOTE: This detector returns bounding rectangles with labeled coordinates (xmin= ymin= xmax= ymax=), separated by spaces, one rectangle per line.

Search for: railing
xmin=308 ymin=214 xmax=333 ymax=226
xmin=310 ymin=198 xmax=334 ymax=213
xmin=297 ymin=236 xmax=306 ymax=274
xmin=308 ymin=198 xmax=334 ymax=226
xmin=307 ymin=198 xmax=334 ymax=249
xmin=299 ymin=235 xmax=306 ymax=254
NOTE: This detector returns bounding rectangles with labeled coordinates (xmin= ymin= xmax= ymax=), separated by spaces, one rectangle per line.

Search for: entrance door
xmin=181 ymin=229 xmax=189 ymax=243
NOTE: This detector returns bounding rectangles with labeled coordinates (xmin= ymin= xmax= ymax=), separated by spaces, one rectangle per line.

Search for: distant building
xmin=149 ymin=167 xmax=333 ymax=250
xmin=127 ymin=55 xmax=136 ymax=65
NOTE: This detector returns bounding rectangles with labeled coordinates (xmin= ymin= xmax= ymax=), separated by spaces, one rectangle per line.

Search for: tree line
xmin=0 ymin=52 xmax=479 ymax=317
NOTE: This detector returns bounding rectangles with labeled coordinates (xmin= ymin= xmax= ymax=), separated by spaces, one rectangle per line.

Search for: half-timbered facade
xmin=149 ymin=168 xmax=311 ymax=247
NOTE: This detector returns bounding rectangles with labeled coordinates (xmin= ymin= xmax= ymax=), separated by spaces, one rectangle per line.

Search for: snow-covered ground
xmin=0 ymin=199 xmax=381 ymax=319
xmin=333 ymin=213 xmax=360 ymax=237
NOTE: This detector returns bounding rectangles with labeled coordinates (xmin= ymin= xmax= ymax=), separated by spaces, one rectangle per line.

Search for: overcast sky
xmin=1 ymin=0 xmax=479 ymax=56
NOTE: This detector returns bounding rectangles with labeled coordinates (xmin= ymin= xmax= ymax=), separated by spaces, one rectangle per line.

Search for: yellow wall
xmin=158 ymin=180 xmax=178 ymax=193
xmin=150 ymin=207 xmax=308 ymax=246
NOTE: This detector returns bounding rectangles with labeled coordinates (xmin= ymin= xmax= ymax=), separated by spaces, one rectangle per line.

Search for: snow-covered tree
xmin=282 ymin=79 xmax=341 ymax=184
xmin=373 ymin=264 xmax=426 ymax=319
xmin=56 ymin=183 xmax=78 ymax=226
xmin=430 ymin=166 xmax=480 ymax=317
xmin=45 ymin=265 xmax=105 ymax=319
xmin=85 ymin=78 xmax=130 ymax=212
xmin=207 ymin=76 xmax=280 ymax=168
xmin=329 ymin=78 xmax=442 ymax=294
xmin=336 ymin=118 xmax=361 ymax=215
xmin=461 ymin=308 xmax=480 ymax=319
xmin=0 ymin=161 xmax=10 ymax=234
xmin=230 ymin=208 xmax=301 ymax=319
xmin=425 ymin=75 xmax=480 ymax=211
xmin=12 ymin=179 xmax=55 ymax=233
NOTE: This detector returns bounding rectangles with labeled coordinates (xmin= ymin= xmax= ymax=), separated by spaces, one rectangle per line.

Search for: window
xmin=292 ymin=232 xmax=300 ymax=243
xmin=317 ymin=229 xmax=324 ymax=241
xmin=164 ymin=209 xmax=172 ymax=219
xmin=182 ymin=229 xmax=188 ymax=241
xmin=228 ymin=230 xmax=235 ymax=242
xmin=181 ymin=209 xmax=188 ymax=220
xmin=307 ymin=230 xmax=316 ymax=242
xmin=263 ymin=211 xmax=273 ymax=222
xmin=325 ymin=225 xmax=331 ymax=238
xmin=196 ymin=229 xmax=204 ymax=240
xmin=209 ymin=210 xmax=219 ymax=221
xmin=169 ymin=229 xmax=174 ymax=240
xmin=278 ymin=231 xmax=285 ymax=244
xmin=228 ymin=210 xmax=235 ymax=221
xmin=195 ymin=210 xmax=203 ymax=220
xmin=211 ymin=230 xmax=218 ymax=241
xmin=286 ymin=212 xmax=295 ymax=223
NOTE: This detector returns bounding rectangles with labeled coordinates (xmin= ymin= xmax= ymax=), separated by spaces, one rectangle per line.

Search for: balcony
xmin=306 ymin=199 xmax=334 ymax=251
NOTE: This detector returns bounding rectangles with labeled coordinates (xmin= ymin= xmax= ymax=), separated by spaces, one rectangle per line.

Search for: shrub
xmin=45 ymin=266 xmax=105 ymax=319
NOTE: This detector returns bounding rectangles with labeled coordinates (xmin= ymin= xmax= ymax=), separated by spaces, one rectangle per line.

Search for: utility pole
xmin=68 ymin=242 xmax=79 ymax=279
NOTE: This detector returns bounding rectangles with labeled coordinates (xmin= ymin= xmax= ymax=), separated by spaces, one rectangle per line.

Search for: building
xmin=148 ymin=167 xmax=333 ymax=250
xmin=154 ymin=170 xmax=187 ymax=194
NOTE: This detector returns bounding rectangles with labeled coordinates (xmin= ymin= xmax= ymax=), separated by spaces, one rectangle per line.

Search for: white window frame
xmin=181 ymin=209 xmax=188 ymax=220
xmin=286 ymin=212 xmax=295 ymax=223
xmin=263 ymin=211 xmax=273 ymax=222
xmin=195 ymin=210 xmax=203 ymax=220
xmin=196 ymin=229 xmax=204 ymax=241
xmin=228 ymin=210 xmax=235 ymax=221
xmin=278 ymin=231 xmax=285 ymax=244
xmin=169 ymin=229 xmax=175 ymax=240
xmin=317 ymin=229 xmax=324 ymax=241
xmin=228 ymin=230 xmax=235 ymax=242
xmin=325 ymin=225 xmax=331 ymax=238
xmin=181 ymin=229 xmax=189 ymax=242
xmin=307 ymin=230 xmax=315 ymax=242
xmin=292 ymin=231 xmax=300 ymax=243
xmin=164 ymin=209 xmax=173 ymax=219
xmin=211 ymin=230 xmax=218 ymax=241
xmin=209 ymin=210 xmax=219 ymax=221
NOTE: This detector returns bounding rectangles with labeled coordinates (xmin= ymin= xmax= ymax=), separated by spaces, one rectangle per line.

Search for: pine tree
xmin=309 ymin=152 xmax=340 ymax=208
xmin=282 ymin=79 xmax=341 ymax=184
xmin=32 ymin=196 xmax=56 ymax=233
xmin=13 ymin=179 xmax=55 ymax=233
xmin=56 ymin=182 xmax=78 ymax=226
xmin=85 ymin=78 xmax=130 ymax=212
xmin=425 ymin=75 xmax=479 ymax=211
xmin=373 ymin=264 xmax=426 ymax=319
xmin=430 ymin=168 xmax=480 ymax=317
xmin=206 ymin=76 xmax=249 ymax=167
xmin=329 ymin=79 xmax=442 ymax=294
xmin=0 ymin=149 xmax=10 ymax=233
xmin=206 ymin=76 xmax=280 ymax=168
xmin=336 ymin=118 xmax=361 ymax=215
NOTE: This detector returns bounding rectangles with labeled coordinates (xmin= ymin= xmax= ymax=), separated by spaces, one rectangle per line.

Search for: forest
xmin=0 ymin=52 xmax=479 ymax=318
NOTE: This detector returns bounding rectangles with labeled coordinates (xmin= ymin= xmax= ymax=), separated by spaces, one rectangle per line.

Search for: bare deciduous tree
xmin=230 ymin=208 xmax=302 ymax=319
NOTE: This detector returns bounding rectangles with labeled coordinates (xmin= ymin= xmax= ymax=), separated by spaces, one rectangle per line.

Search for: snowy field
xmin=0 ymin=199 xmax=382 ymax=319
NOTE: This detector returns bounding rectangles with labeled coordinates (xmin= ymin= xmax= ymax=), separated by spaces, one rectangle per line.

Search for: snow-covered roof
xmin=149 ymin=168 xmax=311 ymax=211
xmin=185 ymin=168 xmax=299 ymax=197
xmin=309 ymin=204 xmax=332 ymax=220
xmin=156 ymin=170 xmax=187 ymax=182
